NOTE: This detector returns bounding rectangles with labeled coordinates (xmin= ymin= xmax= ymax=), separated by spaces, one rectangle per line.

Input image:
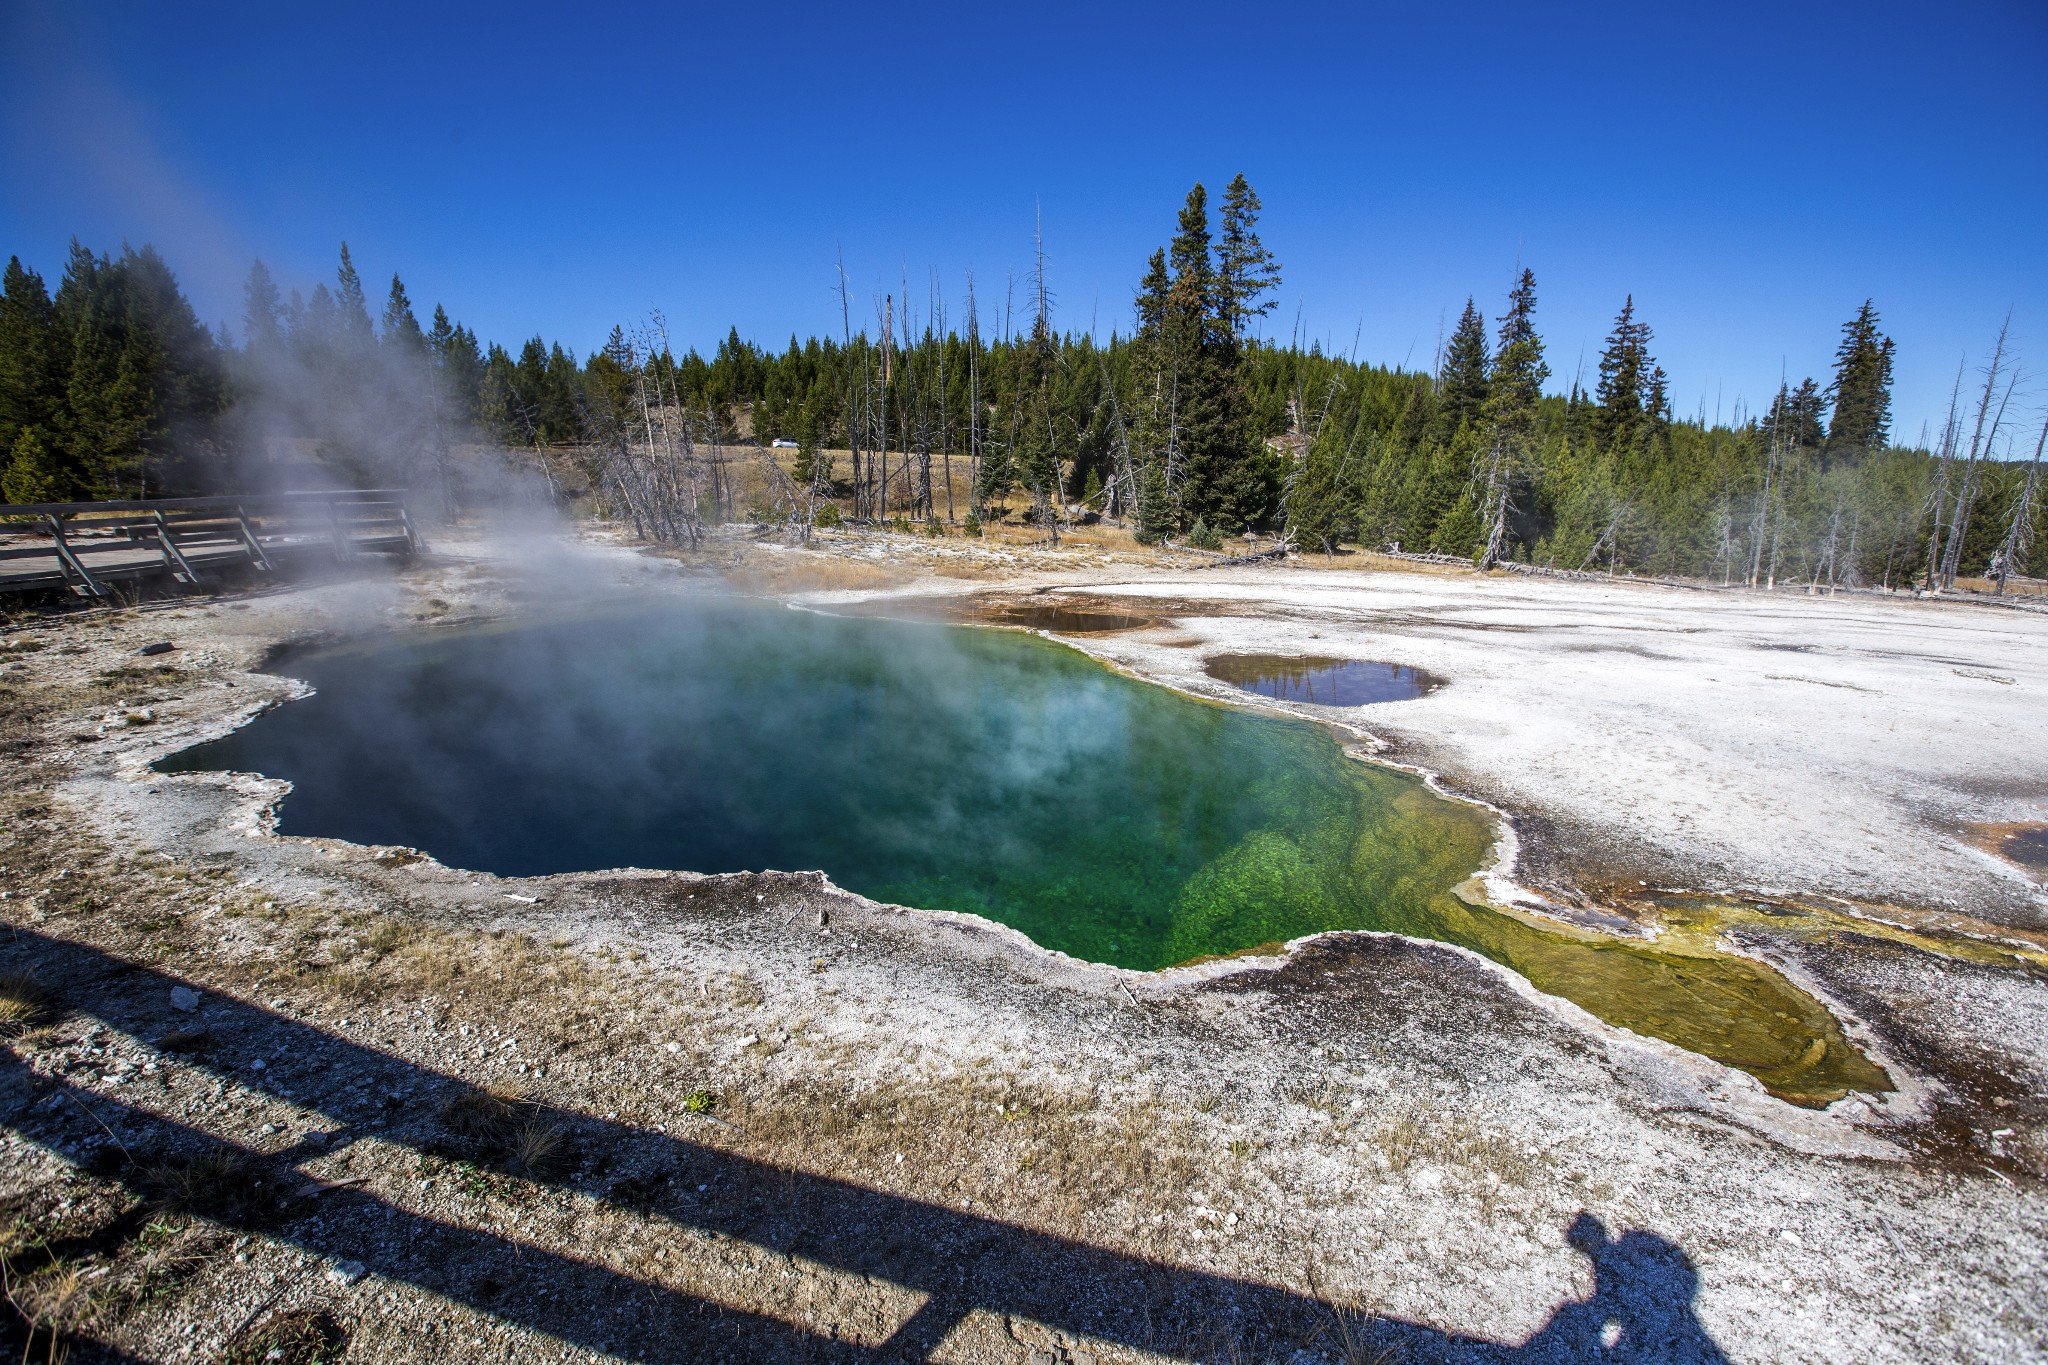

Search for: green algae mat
xmin=162 ymin=598 xmax=1888 ymax=1106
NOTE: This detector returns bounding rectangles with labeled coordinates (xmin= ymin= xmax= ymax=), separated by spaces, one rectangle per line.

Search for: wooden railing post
xmin=395 ymin=496 xmax=424 ymax=555
xmin=44 ymin=512 xmax=105 ymax=597
xmin=151 ymin=508 xmax=200 ymax=585
xmin=326 ymin=494 xmax=355 ymax=562
xmin=233 ymin=503 xmax=273 ymax=571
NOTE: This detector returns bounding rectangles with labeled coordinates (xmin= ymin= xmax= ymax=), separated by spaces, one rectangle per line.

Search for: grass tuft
xmin=141 ymin=1149 xmax=260 ymax=1222
xmin=0 ymin=971 xmax=57 ymax=1038
xmin=441 ymin=1084 xmax=575 ymax=1176
xmin=224 ymin=1307 xmax=347 ymax=1365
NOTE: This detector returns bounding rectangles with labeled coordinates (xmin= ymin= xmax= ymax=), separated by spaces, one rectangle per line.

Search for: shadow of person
xmin=0 ymin=926 xmax=1738 ymax=1363
xmin=1508 ymin=1213 xmax=1730 ymax=1363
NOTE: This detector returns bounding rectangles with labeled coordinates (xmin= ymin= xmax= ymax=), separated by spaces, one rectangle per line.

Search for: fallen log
xmin=1186 ymin=542 xmax=1292 ymax=569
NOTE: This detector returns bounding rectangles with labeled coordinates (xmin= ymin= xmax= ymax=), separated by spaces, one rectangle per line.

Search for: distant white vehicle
xmin=770 ymin=437 xmax=799 ymax=449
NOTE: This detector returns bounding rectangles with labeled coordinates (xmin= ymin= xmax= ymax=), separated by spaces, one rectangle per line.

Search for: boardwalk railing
xmin=0 ymin=489 xmax=421 ymax=597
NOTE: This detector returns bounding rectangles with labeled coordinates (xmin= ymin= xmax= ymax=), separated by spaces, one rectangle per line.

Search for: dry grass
xmin=0 ymin=971 xmax=56 ymax=1039
xmin=303 ymin=917 xmax=606 ymax=1049
xmin=89 ymin=663 xmax=183 ymax=699
xmin=712 ymin=547 xmax=916 ymax=595
xmin=2 ymin=1255 xmax=97 ymax=1362
xmin=223 ymin=1308 xmax=347 ymax=1365
xmin=142 ymin=1150 xmax=258 ymax=1221
xmin=1953 ymin=574 xmax=2048 ymax=598
xmin=441 ymin=1084 xmax=574 ymax=1177
xmin=1293 ymin=548 xmax=1478 ymax=578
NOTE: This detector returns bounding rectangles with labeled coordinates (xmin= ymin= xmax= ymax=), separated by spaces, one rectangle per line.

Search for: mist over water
xmin=162 ymin=599 xmax=1889 ymax=1102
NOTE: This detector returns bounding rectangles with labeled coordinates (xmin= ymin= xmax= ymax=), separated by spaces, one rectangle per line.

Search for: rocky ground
xmin=1 ymin=526 xmax=2044 ymax=1363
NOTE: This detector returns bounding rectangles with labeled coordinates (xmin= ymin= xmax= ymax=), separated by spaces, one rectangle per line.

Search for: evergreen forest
xmin=3 ymin=178 xmax=2040 ymax=590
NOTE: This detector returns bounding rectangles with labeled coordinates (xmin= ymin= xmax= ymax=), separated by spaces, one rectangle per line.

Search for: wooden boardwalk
xmin=0 ymin=489 xmax=421 ymax=598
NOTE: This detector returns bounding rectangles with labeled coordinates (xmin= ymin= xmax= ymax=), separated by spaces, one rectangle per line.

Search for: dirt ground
xmin=1 ymin=524 xmax=2044 ymax=1363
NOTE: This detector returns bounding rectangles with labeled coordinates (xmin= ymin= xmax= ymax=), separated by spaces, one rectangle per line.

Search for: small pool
xmin=1206 ymin=655 xmax=1440 ymax=707
xmin=2001 ymin=825 xmax=2048 ymax=871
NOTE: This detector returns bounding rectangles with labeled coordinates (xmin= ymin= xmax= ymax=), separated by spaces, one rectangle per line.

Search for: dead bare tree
xmin=875 ymin=293 xmax=894 ymax=523
xmin=1991 ymin=416 xmax=2047 ymax=594
xmin=1809 ymin=499 xmax=1845 ymax=595
xmin=1923 ymin=364 xmax=1965 ymax=592
xmin=835 ymin=254 xmax=872 ymax=523
xmin=931 ymin=273 xmax=954 ymax=523
xmin=1747 ymin=432 xmax=1782 ymax=588
xmin=964 ymin=270 xmax=984 ymax=522
xmin=1937 ymin=318 xmax=2016 ymax=591
xmin=594 ymin=314 xmax=708 ymax=548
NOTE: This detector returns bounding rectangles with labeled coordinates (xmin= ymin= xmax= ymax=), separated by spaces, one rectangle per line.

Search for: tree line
xmin=2 ymin=187 xmax=2041 ymax=588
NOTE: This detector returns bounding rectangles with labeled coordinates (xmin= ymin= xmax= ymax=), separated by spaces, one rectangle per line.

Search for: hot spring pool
xmin=160 ymin=599 xmax=1887 ymax=1105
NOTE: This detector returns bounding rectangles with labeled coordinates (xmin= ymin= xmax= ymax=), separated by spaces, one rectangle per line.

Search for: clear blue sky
xmin=4 ymin=0 xmax=2043 ymax=445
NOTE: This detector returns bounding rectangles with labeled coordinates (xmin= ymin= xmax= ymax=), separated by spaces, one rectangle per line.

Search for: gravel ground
xmin=0 ymin=528 xmax=2043 ymax=1363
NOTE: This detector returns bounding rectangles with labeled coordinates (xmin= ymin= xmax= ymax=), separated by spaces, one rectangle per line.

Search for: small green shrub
xmin=682 ymin=1089 xmax=718 ymax=1115
xmin=1188 ymin=519 xmax=1224 ymax=551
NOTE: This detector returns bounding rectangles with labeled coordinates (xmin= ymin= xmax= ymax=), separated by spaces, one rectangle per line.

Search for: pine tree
xmin=1594 ymin=295 xmax=1652 ymax=453
xmin=334 ymin=244 xmax=373 ymax=345
xmin=1159 ymin=183 xmax=1271 ymax=531
xmin=242 ymin=260 xmax=284 ymax=352
xmin=1761 ymin=379 xmax=1826 ymax=452
xmin=63 ymin=308 xmax=150 ymax=496
xmin=1824 ymin=300 xmax=1894 ymax=460
xmin=0 ymin=257 xmax=65 ymax=460
xmin=1133 ymin=458 xmax=1172 ymax=544
xmin=434 ymin=312 xmax=486 ymax=421
xmin=1215 ymin=174 xmax=1281 ymax=341
xmin=1436 ymin=298 xmax=1491 ymax=437
xmin=297 ymin=284 xmax=337 ymax=369
xmin=1476 ymin=269 xmax=1549 ymax=566
xmin=2 ymin=425 xmax=67 ymax=504
xmin=382 ymin=275 xmax=425 ymax=353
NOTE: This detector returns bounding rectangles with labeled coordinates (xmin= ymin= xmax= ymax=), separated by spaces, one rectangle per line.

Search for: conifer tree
xmin=1594 ymin=295 xmax=1652 ymax=453
xmin=2 ymin=425 xmax=66 ymax=503
xmin=62 ymin=304 xmax=150 ymax=496
xmin=382 ymin=275 xmax=425 ymax=353
xmin=434 ymin=311 xmax=486 ymax=421
xmin=1436 ymin=299 xmax=1491 ymax=437
xmin=242 ymin=260 xmax=284 ymax=352
xmin=0 ymin=257 xmax=65 ymax=462
xmin=1133 ymin=457 xmax=1172 ymax=544
xmin=1761 ymin=379 xmax=1826 ymax=452
xmin=1824 ymin=300 xmax=1894 ymax=459
xmin=1475 ymin=269 xmax=1549 ymax=566
xmin=297 ymin=284 xmax=337 ymax=369
xmin=1216 ymin=174 xmax=1281 ymax=341
xmin=1158 ymin=183 xmax=1269 ymax=531
xmin=334 ymin=244 xmax=373 ymax=344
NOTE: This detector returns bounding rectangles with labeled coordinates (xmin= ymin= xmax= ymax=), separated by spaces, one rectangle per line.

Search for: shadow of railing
xmin=0 ymin=926 xmax=1729 ymax=1362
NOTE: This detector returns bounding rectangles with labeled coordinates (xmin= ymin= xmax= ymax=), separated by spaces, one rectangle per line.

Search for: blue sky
xmin=4 ymin=0 xmax=2044 ymax=445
